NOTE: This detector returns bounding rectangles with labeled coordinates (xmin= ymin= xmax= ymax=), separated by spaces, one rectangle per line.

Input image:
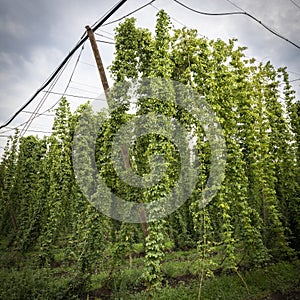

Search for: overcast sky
xmin=0 ymin=0 xmax=300 ymax=154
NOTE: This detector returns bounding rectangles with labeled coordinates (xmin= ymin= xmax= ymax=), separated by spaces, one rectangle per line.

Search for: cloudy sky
xmin=0 ymin=0 xmax=300 ymax=154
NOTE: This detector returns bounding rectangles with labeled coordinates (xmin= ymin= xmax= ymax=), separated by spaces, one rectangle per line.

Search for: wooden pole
xmin=86 ymin=25 xmax=149 ymax=236
xmin=85 ymin=25 xmax=110 ymax=101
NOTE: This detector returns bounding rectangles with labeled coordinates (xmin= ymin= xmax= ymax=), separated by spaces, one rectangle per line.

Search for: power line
xmin=91 ymin=0 xmax=128 ymax=29
xmin=96 ymin=40 xmax=115 ymax=45
xmin=0 ymin=0 xmax=128 ymax=130
xmin=102 ymin=0 xmax=155 ymax=26
xmin=41 ymin=90 xmax=107 ymax=101
xmin=36 ymin=44 xmax=87 ymax=121
xmin=0 ymin=127 xmax=17 ymax=134
xmin=19 ymin=52 xmax=71 ymax=138
xmin=63 ymin=45 xmax=85 ymax=96
xmin=22 ymin=110 xmax=55 ymax=117
xmin=1 ymin=45 xmax=89 ymax=137
xmin=290 ymin=78 xmax=300 ymax=83
xmin=98 ymin=29 xmax=114 ymax=36
xmin=224 ymin=0 xmax=289 ymax=39
xmin=151 ymin=3 xmax=186 ymax=28
xmin=150 ymin=3 xmax=206 ymax=38
xmin=173 ymin=0 xmax=300 ymax=50
xmin=290 ymin=0 xmax=300 ymax=10
xmin=173 ymin=0 xmax=251 ymax=16
xmin=68 ymin=86 xmax=101 ymax=95
xmin=289 ymin=70 xmax=300 ymax=76
xmin=95 ymin=32 xmax=115 ymax=41
xmin=223 ymin=0 xmax=244 ymax=11
xmin=24 ymin=129 xmax=53 ymax=134
xmin=2 ymin=0 xmax=298 ymax=136
xmin=71 ymin=81 xmax=102 ymax=90
xmin=0 ymin=126 xmax=52 ymax=135
xmin=80 ymin=61 xmax=97 ymax=68
xmin=6 ymin=92 xmax=102 ymax=137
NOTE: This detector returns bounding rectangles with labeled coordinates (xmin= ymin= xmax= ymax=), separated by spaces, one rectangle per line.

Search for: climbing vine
xmin=0 ymin=10 xmax=299 ymax=296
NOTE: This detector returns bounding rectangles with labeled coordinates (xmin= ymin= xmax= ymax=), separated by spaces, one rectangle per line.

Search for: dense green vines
xmin=108 ymin=10 xmax=299 ymax=286
xmin=0 ymin=10 xmax=299 ymax=295
xmin=0 ymin=131 xmax=20 ymax=237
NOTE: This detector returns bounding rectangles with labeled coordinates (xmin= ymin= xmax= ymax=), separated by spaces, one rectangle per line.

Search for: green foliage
xmin=13 ymin=136 xmax=48 ymax=252
xmin=109 ymin=9 xmax=299 ymax=291
xmin=0 ymin=9 xmax=299 ymax=299
xmin=0 ymin=267 xmax=90 ymax=300
xmin=0 ymin=131 xmax=20 ymax=237
xmin=39 ymin=97 xmax=74 ymax=263
xmin=129 ymin=260 xmax=300 ymax=300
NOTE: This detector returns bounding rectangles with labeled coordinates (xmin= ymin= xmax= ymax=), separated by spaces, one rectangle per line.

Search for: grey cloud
xmin=0 ymin=1 xmax=59 ymax=56
xmin=0 ymin=0 xmax=299 ymax=150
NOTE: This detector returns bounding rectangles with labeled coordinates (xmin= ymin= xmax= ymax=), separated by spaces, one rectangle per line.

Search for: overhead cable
xmin=173 ymin=0 xmax=300 ymax=50
xmin=41 ymin=91 xmax=107 ymax=101
xmin=102 ymin=0 xmax=155 ymax=26
xmin=95 ymin=32 xmax=115 ymax=41
xmin=20 ymin=45 xmax=85 ymax=139
xmin=0 ymin=0 xmax=128 ymax=130
xmin=96 ymin=40 xmax=115 ymax=45
xmin=290 ymin=0 xmax=300 ymax=10
xmin=22 ymin=111 xmax=55 ymax=117
xmin=19 ymin=54 xmax=70 ymax=138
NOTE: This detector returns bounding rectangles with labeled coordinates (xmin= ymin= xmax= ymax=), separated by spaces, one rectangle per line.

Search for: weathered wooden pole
xmin=86 ymin=26 xmax=149 ymax=236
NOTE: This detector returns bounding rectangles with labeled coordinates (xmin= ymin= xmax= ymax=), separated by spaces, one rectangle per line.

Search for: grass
xmin=86 ymin=255 xmax=300 ymax=299
xmin=0 ymin=238 xmax=299 ymax=300
xmin=127 ymin=260 xmax=300 ymax=300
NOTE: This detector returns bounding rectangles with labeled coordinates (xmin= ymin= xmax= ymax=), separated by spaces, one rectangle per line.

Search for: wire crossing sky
xmin=0 ymin=0 xmax=299 ymax=154
xmin=173 ymin=0 xmax=300 ymax=49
